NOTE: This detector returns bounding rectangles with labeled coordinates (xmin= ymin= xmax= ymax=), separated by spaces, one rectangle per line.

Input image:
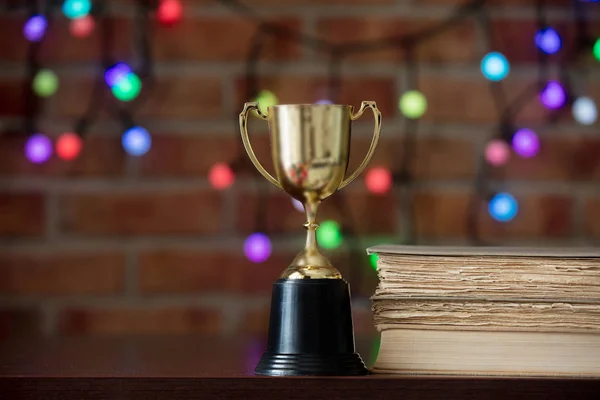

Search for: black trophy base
xmin=254 ymin=278 xmax=369 ymax=377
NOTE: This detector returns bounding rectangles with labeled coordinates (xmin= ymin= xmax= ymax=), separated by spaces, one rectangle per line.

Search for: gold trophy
xmin=239 ymin=101 xmax=381 ymax=376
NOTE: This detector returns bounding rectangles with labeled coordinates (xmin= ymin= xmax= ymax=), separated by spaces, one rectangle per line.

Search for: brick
xmin=351 ymin=136 xmax=476 ymax=180
xmin=0 ymin=251 xmax=125 ymax=296
xmin=585 ymin=198 xmax=600 ymax=238
xmin=59 ymin=189 xmax=223 ymax=236
xmin=413 ymin=191 xmax=573 ymax=239
xmin=492 ymin=137 xmax=600 ymax=181
xmin=0 ymin=78 xmax=34 ymax=116
xmin=236 ymin=190 xmax=399 ymax=235
xmin=0 ymin=134 xmax=125 ymax=177
xmin=0 ymin=17 xmax=130 ymax=63
xmin=417 ymin=74 xmax=548 ymax=124
xmin=317 ymin=17 xmax=476 ymax=63
xmin=58 ymin=306 xmax=221 ymax=334
xmin=152 ymin=17 xmax=300 ymax=61
xmin=139 ymin=134 xmax=240 ymax=176
xmin=0 ymin=309 xmax=41 ymax=338
xmin=139 ymin=249 xmax=295 ymax=295
xmin=53 ymin=76 xmax=222 ymax=119
xmin=235 ymin=76 xmax=396 ymax=118
xmin=0 ymin=192 xmax=45 ymax=237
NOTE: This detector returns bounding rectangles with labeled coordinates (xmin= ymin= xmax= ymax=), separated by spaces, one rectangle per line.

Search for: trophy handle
xmin=338 ymin=101 xmax=382 ymax=190
xmin=239 ymin=102 xmax=283 ymax=190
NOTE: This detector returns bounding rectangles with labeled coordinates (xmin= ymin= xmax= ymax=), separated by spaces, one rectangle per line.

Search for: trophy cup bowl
xmin=239 ymin=101 xmax=381 ymax=376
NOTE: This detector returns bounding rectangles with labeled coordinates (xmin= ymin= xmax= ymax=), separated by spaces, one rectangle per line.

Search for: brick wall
xmin=0 ymin=0 xmax=599 ymax=338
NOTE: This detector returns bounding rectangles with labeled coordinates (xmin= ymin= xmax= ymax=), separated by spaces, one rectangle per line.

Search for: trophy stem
xmin=303 ymin=200 xmax=320 ymax=254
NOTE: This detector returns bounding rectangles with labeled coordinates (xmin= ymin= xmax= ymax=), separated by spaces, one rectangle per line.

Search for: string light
xmin=539 ymin=81 xmax=567 ymax=109
xmin=111 ymin=72 xmax=142 ymax=102
xmin=208 ymin=162 xmax=235 ymax=190
xmin=534 ymin=27 xmax=561 ymax=54
xmin=480 ymin=52 xmax=510 ymax=81
xmin=365 ymin=167 xmax=392 ymax=194
xmin=104 ymin=63 xmax=132 ymax=88
xmin=23 ymin=15 xmax=47 ymax=42
xmin=244 ymin=233 xmax=272 ymax=263
xmin=69 ymin=15 xmax=95 ymax=38
xmin=32 ymin=69 xmax=58 ymax=97
xmin=488 ymin=192 xmax=518 ymax=222
xmin=25 ymin=134 xmax=53 ymax=164
xmin=512 ymin=128 xmax=540 ymax=158
xmin=255 ymin=90 xmax=278 ymax=114
xmin=56 ymin=132 xmax=82 ymax=161
xmin=398 ymin=90 xmax=427 ymax=119
xmin=317 ymin=220 xmax=343 ymax=250
xmin=572 ymin=96 xmax=597 ymax=125
xmin=157 ymin=0 xmax=183 ymax=26
xmin=62 ymin=0 xmax=91 ymax=19
xmin=485 ymin=139 xmax=511 ymax=167
xmin=122 ymin=126 xmax=151 ymax=156
xmin=594 ymin=38 xmax=600 ymax=62
xmin=291 ymin=198 xmax=304 ymax=212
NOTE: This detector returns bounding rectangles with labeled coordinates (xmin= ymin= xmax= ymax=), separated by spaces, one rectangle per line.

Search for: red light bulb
xmin=365 ymin=167 xmax=392 ymax=194
xmin=209 ymin=162 xmax=235 ymax=190
xmin=69 ymin=15 xmax=95 ymax=38
xmin=56 ymin=132 xmax=83 ymax=161
xmin=157 ymin=0 xmax=182 ymax=26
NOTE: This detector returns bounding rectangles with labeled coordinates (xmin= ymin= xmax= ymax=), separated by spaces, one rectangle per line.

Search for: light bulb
xmin=512 ymin=128 xmax=540 ymax=158
xmin=317 ymin=220 xmax=343 ymax=250
xmin=69 ymin=15 xmax=95 ymax=38
xmin=244 ymin=233 xmax=272 ymax=263
xmin=23 ymin=15 xmax=47 ymax=42
xmin=32 ymin=69 xmax=59 ymax=97
xmin=208 ymin=162 xmax=235 ymax=190
xmin=539 ymin=81 xmax=566 ymax=109
xmin=399 ymin=90 xmax=427 ymax=119
xmin=485 ymin=139 xmax=511 ymax=166
xmin=534 ymin=27 xmax=561 ymax=54
xmin=488 ymin=192 xmax=518 ymax=222
xmin=572 ymin=97 xmax=597 ymax=125
xmin=480 ymin=52 xmax=510 ymax=81
xmin=25 ymin=134 xmax=53 ymax=164
xmin=122 ymin=126 xmax=151 ymax=156
xmin=56 ymin=132 xmax=83 ymax=161
xmin=62 ymin=0 xmax=91 ymax=19
xmin=365 ymin=167 xmax=392 ymax=194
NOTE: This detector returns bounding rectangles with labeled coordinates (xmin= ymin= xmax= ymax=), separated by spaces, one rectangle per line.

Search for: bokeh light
xmin=23 ymin=15 xmax=47 ymax=42
xmin=104 ymin=63 xmax=133 ymax=88
xmin=572 ymin=97 xmax=597 ymax=125
xmin=244 ymin=233 xmax=272 ymax=263
xmin=534 ymin=27 xmax=561 ymax=54
xmin=398 ymin=90 xmax=427 ymax=119
xmin=511 ymin=128 xmax=539 ymax=158
xmin=157 ymin=0 xmax=183 ymax=26
xmin=122 ymin=126 xmax=151 ymax=156
xmin=291 ymin=198 xmax=304 ymax=212
xmin=365 ymin=167 xmax=392 ymax=194
xmin=69 ymin=15 xmax=95 ymax=38
xmin=370 ymin=253 xmax=378 ymax=270
xmin=488 ymin=192 xmax=518 ymax=222
xmin=480 ymin=52 xmax=510 ymax=81
xmin=539 ymin=81 xmax=566 ymax=109
xmin=316 ymin=99 xmax=333 ymax=105
xmin=25 ymin=134 xmax=53 ymax=164
xmin=317 ymin=220 xmax=343 ymax=250
xmin=485 ymin=139 xmax=511 ymax=167
xmin=255 ymin=90 xmax=278 ymax=114
xmin=594 ymin=38 xmax=600 ymax=62
xmin=62 ymin=0 xmax=91 ymax=19
xmin=208 ymin=162 xmax=235 ymax=190
xmin=33 ymin=69 xmax=59 ymax=97
xmin=56 ymin=132 xmax=83 ymax=161
xmin=111 ymin=72 xmax=142 ymax=102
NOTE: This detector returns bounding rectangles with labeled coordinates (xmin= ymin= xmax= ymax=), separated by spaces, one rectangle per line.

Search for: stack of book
xmin=367 ymin=245 xmax=600 ymax=377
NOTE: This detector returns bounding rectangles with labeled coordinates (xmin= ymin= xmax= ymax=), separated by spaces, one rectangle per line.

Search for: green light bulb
xmin=594 ymin=38 xmax=600 ymax=63
xmin=255 ymin=90 xmax=278 ymax=114
xmin=111 ymin=72 xmax=142 ymax=102
xmin=317 ymin=220 xmax=343 ymax=250
xmin=399 ymin=90 xmax=427 ymax=119
xmin=369 ymin=253 xmax=379 ymax=270
xmin=33 ymin=69 xmax=58 ymax=97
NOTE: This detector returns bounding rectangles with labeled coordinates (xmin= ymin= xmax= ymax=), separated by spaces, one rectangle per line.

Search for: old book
xmin=367 ymin=245 xmax=600 ymax=377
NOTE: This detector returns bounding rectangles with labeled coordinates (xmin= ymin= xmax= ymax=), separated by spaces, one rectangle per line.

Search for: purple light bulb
xmin=23 ymin=15 xmax=47 ymax=42
xmin=534 ymin=28 xmax=561 ymax=55
xmin=104 ymin=63 xmax=132 ymax=88
xmin=512 ymin=128 xmax=540 ymax=158
xmin=244 ymin=233 xmax=271 ymax=263
xmin=539 ymin=81 xmax=566 ymax=109
xmin=25 ymin=134 xmax=53 ymax=163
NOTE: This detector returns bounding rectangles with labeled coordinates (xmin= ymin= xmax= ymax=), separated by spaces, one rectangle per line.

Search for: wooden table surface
xmin=1 ymin=334 xmax=599 ymax=399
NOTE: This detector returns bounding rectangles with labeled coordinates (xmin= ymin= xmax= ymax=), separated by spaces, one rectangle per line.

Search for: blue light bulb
xmin=62 ymin=0 xmax=91 ymax=19
xmin=534 ymin=27 xmax=561 ymax=55
xmin=481 ymin=52 xmax=510 ymax=81
xmin=488 ymin=192 xmax=518 ymax=222
xmin=122 ymin=126 xmax=151 ymax=156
